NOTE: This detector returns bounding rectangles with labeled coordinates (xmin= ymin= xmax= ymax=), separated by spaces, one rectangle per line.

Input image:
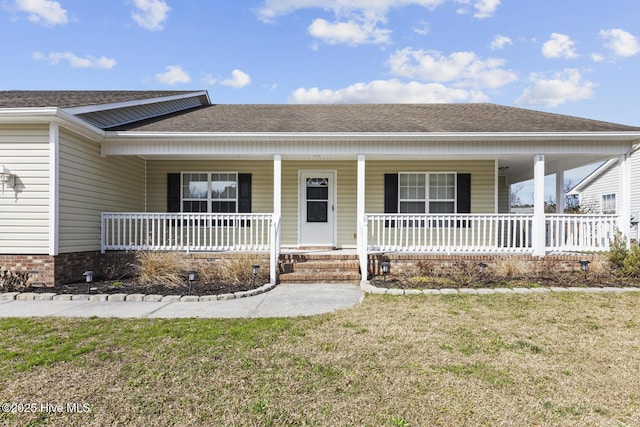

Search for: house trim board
xmin=49 ymin=122 xmax=59 ymax=256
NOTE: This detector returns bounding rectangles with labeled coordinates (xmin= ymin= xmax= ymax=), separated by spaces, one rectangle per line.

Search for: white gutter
xmin=105 ymin=131 xmax=640 ymax=143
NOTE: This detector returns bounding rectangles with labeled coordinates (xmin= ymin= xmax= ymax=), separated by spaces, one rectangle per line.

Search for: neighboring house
xmin=1 ymin=90 xmax=639 ymax=286
xmin=568 ymin=145 xmax=640 ymax=240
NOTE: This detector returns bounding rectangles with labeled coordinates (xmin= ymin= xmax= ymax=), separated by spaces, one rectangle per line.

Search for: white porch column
xmin=270 ymin=154 xmax=282 ymax=285
xmin=555 ymin=170 xmax=564 ymax=214
xmin=618 ymin=153 xmax=631 ymax=248
xmin=357 ymin=154 xmax=368 ymax=281
xmin=532 ymin=154 xmax=546 ymax=256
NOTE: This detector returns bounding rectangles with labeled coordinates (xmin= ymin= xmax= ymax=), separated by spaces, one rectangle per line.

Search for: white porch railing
xmin=101 ymin=213 xmax=274 ymax=252
xmin=366 ymin=214 xmax=534 ymax=253
xmin=545 ymin=214 xmax=618 ymax=252
xmin=365 ymin=213 xmax=618 ymax=254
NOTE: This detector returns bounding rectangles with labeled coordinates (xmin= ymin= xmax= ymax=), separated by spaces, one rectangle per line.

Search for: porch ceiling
xmin=103 ymin=132 xmax=638 ymax=183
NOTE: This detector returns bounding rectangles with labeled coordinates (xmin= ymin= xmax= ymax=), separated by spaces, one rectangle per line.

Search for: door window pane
xmin=307 ymin=201 xmax=328 ymax=222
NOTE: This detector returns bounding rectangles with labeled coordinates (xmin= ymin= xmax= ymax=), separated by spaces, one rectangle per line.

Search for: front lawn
xmin=1 ymin=293 xmax=639 ymax=426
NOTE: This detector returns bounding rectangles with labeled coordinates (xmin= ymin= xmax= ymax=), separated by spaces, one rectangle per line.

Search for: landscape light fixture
xmin=579 ymin=260 xmax=590 ymax=272
xmin=83 ymin=271 xmax=97 ymax=292
xmin=188 ymin=270 xmax=196 ymax=295
xmin=381 ymin=261 xmax=390 ymax=282
xmin=252 ymin=265 xmax=260 ymax=286
xmin=478 ymin=262 xmax=488 ymax=274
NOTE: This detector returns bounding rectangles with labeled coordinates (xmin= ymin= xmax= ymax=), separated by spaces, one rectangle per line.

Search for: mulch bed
xmin=13 ymin=279 xmax=262 ymax=297
xmin=370 ymin=274 xmax=639 ymax=289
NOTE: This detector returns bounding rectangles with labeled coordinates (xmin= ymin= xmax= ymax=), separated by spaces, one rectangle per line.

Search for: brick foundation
xmin=367 ymin=253 xmax=605 ymax=278
xmin=0 ymin=254 xmax=55 ymax=286
xmin=0 ymin=250 xmax=606 ymax=287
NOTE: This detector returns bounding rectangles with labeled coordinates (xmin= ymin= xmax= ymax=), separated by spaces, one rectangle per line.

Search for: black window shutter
xmin=456 ymin=173 xmax=471 ymax=213
xmin=384 ymin=174 xmax=399 ymax=213
xmin=167 ymin=173 xmax=181 ymax=212
xmin=238 ymin=173 xmax=252 ymax=213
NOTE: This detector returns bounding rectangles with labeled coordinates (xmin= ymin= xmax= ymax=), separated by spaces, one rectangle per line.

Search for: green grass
xmin=0 ymin=293 xmax=639 ymax=426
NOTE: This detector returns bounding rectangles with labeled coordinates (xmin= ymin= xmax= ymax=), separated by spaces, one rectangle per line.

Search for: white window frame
xmin=602 ymin=193 xmax=616 ymax=214
xmin=398 ymin=172 xmax=457 ymax=214
xmin=181 ymin=172 xmax=238 ymax=213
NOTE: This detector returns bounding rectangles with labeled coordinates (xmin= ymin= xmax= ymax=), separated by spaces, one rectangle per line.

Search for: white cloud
xmin=413 ymin=20 xmax=429 ymax=35
xmin=542 ymin=33 xmax=578 ymax=59
xmin=490 ymin=35 xmax=512 ymax=50
xmin=472 ymin=0 xmax=500 ymax=18
xmin=256 ymin=0 xmax=444 ymax=45
xmin=257 ymin=0 xmax=444 ymax=23
xmin=591 ymin=53 xmax=605 ymax=62
xmin=155 ymin=65 xmax=191 ymax=85
xmin=13 ymin=0 xmax=68 ymax=26
xmin=308 ymin=18 xmax=391 ymax=45
xmin=203 ymin=69 xmax=252 ymax=88
xmin=33 ymin=51 xmax=116 ymax=69
xmin=516 ymin=69 xmax=596 ymax=108
xmin=288 ymin=79 xmax=489 ymax=103
xmin=599 ymin=28 xmax=640 ymax=58
xmin=221 ymin=69 xmax=252 ymax=88
xmin=388 ymin=48 xmax=517 ymax=89
xmin=131 ymin=0 xmax=170 ymax=31
xmin=454 ymin=0 xmax=500 ymax=18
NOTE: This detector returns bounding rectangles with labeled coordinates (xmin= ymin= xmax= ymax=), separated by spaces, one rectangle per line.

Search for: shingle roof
xmin=0 ymin=90 xmax=198 ymax=108
xmin=1 ymin=90 xmax=639 ymax=133
xmin=118 ymin=103 xmax=640 ymax=133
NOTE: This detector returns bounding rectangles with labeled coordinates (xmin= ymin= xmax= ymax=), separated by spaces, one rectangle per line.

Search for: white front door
xmin=299 ymin=171 xmax=336 ymax=247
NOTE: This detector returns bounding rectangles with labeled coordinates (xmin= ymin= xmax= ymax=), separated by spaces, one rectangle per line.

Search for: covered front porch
xmin=99 ymin=141 xmax=633 ymax=285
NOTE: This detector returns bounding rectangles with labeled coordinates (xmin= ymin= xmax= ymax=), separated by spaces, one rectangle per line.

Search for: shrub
xmin=131 ymin=251 xmax=187 ymax=287
xmin=219 ymin=254 xmax=268 ymax=285
xmin=607 ymin=232 xmax=629 ymax=270
xmin=0 ymin=268 xmax=30 ymax=292
xmin=623 ymin=246 xmax=640 ymax=277
xmin=493 ymin=256 xmax=527 ymax=278
xmin=448 ymin=260 xmax=480 ymax=287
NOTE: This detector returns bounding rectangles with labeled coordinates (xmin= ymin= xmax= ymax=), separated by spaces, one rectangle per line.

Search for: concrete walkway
xmin=0 ymin=283 xmax=364 ymax=319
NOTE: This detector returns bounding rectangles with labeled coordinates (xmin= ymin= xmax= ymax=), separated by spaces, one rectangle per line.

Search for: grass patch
xmin=0 ymin=293 xmax=639 ymax=426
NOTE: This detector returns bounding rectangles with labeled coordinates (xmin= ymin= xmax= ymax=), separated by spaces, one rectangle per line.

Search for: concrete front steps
xmin=278 ymin=253 xmax=361 ymax=284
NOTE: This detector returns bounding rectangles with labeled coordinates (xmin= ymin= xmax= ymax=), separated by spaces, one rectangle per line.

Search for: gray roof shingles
xmin=119 ymin=103 xmax=640 ymax=133
xmin=0 ymin=90 xmax=197 ymax=109
xmin=1 ymin=91 xmax=639 ymax=133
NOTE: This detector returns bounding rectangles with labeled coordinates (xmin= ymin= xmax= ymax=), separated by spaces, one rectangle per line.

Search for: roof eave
xmin=105 ymin=130 xmax=640 ymax=142
xmin=0 ymin=107 xmax=105 ymax=141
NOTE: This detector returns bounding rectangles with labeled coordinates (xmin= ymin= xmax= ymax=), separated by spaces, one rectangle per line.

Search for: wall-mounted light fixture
xmin=0 ymin=165 xmax=15 ymax=192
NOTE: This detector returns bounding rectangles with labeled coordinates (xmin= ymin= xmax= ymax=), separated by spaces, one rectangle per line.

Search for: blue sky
xmin=1 ymin=0 xmax=639 ymax=125
xmin=1 ymin=0 xmax=639 ymax=200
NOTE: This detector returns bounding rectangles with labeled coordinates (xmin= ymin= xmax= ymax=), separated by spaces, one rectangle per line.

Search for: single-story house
xmin=1 ymin=90 xmax=639 ymax=286
xmin=568 ymin=144 xmax=640 ymax=240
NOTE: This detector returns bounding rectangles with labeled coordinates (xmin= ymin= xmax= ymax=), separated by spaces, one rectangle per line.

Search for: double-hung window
xmin=602 ymin=193 xmax=616 ymax=214
xmin=182 ymin=172 xmax=238 ymax=213
xmin=399 ymin=172 xmax=456 ymax=213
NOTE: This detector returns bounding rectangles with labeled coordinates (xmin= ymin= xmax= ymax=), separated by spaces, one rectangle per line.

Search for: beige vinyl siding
xmin=498 ymin=175 xmax=510 ymax=213
xmin=58 ymin=129 xmax=145 ymax=253
xmin=0 ymin=125 xmax=50 ymax=254
xmin=146 ymin=160 xmax=274 ymax=213
xmin=145 ymin=159 xmax=495 ymax=249
xmin=365 ymin=160 xmax=496 ymax=214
